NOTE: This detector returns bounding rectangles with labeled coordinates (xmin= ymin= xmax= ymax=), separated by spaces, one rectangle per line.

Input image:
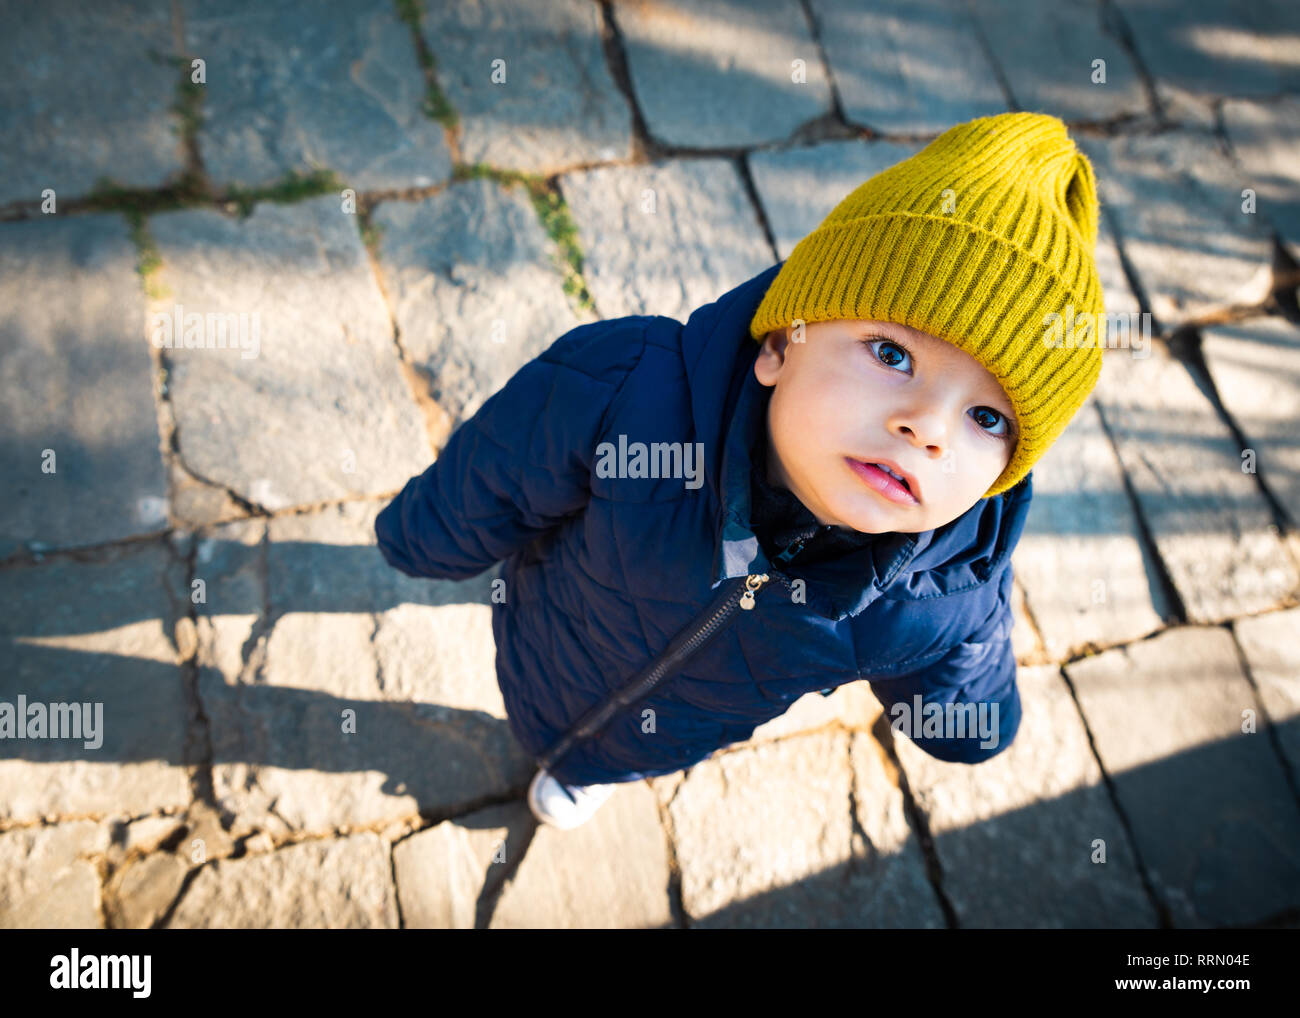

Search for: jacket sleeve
xmin=374 ymin=318 xmax=646 ymax=581
xmin=867 ymin=567 xmax=1022 ymax=764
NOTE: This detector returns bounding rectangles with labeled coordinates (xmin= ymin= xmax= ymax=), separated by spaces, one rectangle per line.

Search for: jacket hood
xmin=680 ymin=262 xmax=1034 ymax=621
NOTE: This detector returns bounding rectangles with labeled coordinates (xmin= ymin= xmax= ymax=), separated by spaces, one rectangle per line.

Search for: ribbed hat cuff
xmin=750 ymin=213 xmax=1103 ymax=498
xmin=751 ymin=213 xmax=1096 ymax=342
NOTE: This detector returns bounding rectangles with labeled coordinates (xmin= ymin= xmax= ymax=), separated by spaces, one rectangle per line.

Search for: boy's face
xmin=753 ymin=318 xmax=1019 ymax=535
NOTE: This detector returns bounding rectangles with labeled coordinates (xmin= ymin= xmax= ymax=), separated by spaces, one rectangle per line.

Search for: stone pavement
xmin=2 ymin=0 xmax=1300 ymax=929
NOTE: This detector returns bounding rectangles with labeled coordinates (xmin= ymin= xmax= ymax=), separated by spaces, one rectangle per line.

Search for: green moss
xmin=123 ymin=209 xmax=171 ymax=302
xmin=172 ymin=59 xmax=206 ymax=143
xmin=522 ymin=178 xmax=596 ymax=317
xmin=452 ymin=163 xmax=528 ymax=187
xmin=423 ymin=88 xmax=459 ymax=131
xmin=446 ymin=165 xmax=595 ymax=314
xmin=393 ymin=0 xmax=459 ymax=130
xmin=82 ymin=174 xmax=205 ymax=217
xmin=359 ymin=214 xmax=386 ymax=255
xmin=80 ymin=167 xmax=345 ymax=300
xmin=140 ymin=47 xmax=206 ymax=155
xmin=220 ymin=168 xmax=347 ymax=218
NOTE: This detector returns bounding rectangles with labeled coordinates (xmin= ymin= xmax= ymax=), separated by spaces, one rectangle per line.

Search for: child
xmin=375 ymin=111 xmax=1106 ymax=830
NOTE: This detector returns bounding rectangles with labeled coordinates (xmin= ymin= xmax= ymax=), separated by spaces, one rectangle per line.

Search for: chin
xmin=828 ymin=498 xmax=897 ymax=534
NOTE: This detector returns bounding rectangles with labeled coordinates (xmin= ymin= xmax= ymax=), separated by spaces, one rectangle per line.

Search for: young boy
xmin=375 ymin=111 xmax=1106 ymax=830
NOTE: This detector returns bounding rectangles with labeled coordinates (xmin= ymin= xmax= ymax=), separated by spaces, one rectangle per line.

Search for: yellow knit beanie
xmin=749 ymin=111 xmax=1106 ymax=499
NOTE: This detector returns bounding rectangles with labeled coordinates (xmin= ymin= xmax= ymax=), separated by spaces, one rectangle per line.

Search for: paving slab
xmin=490 ymin=779 xmax=673 ymax=928
xmin=1233 ymin=607 xmax=1300 ymax=783
xmin=185 ymin=0 xmax=452 ymax=192
xmin=1199 ymin=317 xmax=1300 ymax=531
xmin=1111 ymin=0 xmax=1300 ymax=102
xmin=393 ymin=801 xmax=534 ymax=928
xmin=747 ymin=138 xmax=926 ymax=259
xmin=612 ymin=0 xmax=832 ymax=149
xmin=892 ymin=665 xmax=1159 ymax=927
xmin=1091 ymin=326 xmax=1298 ymax=623
xmin=149 ymin=196 xmax=430 ymax=510
xmin=1221 ymin=95 xmax=1300 ymax=261
xmin=0 ymin=820 xmax=109 ymax=928
xmin=0 ymin=541 xmax=192 ymax=823
xmin=967 ymin=0 xmax=1146 ymax=123
xmin=194 ymin=502 xmax=531 ymax=840
xmin=0 ymin=215 xmax=168 ymax=557
xmin=371 ymin=177 xmax=588 ymax=431
xmin=164 ymin=831 xmax=398 ymax=927
xmin=669 ymin=729 xmax=943 ymax=927
xmin=1065 ymin=625 xmax=1300 ymax=927
xmin=808 ymin=0 xmax=1006 ymax=135
xmin=0 ymin=0 xmax=185 ymax=206
xmin=421 ymin=0 xmax=633 ymax=173
xmin=559 ymin=158 xmax=772 ymax=322
xmin=1078 ymin=129 xmax=1277 ymax=327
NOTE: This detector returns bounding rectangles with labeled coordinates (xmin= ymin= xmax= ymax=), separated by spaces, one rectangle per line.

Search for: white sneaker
xmin=528 ymin=768 xmax=617 ymax=829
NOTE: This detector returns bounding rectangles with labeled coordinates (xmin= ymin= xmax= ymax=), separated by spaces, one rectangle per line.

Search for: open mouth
xmin=846 ymin=458 xmax=919 ymax=505
xmin=874 ymin=462 xmax=911 ymax=491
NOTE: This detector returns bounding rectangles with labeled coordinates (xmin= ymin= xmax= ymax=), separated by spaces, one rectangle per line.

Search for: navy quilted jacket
xmin=375 ymin=262 xmax=1033 ymax=786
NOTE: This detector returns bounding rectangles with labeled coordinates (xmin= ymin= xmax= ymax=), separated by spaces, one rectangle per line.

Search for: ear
xmin=753 ymin=327 xmax=790 ymax=386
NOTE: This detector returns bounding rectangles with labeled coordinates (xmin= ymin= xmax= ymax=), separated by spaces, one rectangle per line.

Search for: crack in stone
xmin=1097 ymin=0 xmax=1163 ymax=123
xmin=1093 ymin=400 xmax=1189 ymax=625
xmin=1055 ymin=664 xmax=1175 ymax=928
xmin=795 ymin=0 xmax=846 ymax=127
xmin=1011 ymin=575 xmax=1050 ymax=663
xmin=369 ymin=612 xmax=387 ymax=696
xmin=1226 ymin=621 xmax=1300 ymax=814
xmin=388 ymin=839 xmax=407 ymax=929
xmin=844 ymin=734 xmax=875 ymax=879
xmin=170 ymin=528 xmax=217 ymax=809
xmin=869 ymin=713 xmax=958 ymax=928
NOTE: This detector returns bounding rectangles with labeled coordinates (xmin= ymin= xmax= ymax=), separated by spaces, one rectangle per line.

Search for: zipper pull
xmin=771 ymin=526 xmax=818 ymax=569
xmin=739 ymin=572 xmax=770 ymax=610
xmin=772 ymin=538 xmax=806 ymax=568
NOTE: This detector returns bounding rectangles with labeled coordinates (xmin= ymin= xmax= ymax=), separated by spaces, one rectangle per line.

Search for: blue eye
xmin=866 ymin=338 xmax=912 ymax=373
xmin=971 ymin=407 xmax=1010 ymax=437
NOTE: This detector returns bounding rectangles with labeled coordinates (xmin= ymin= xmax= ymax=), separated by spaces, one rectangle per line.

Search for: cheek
xmin=772 ymin=370 xmax=854 ymax=455
xmin=962 ymin=439 xmax=1014 ymax=491
xmin=766 ymin=386 xmax=804 ymax=457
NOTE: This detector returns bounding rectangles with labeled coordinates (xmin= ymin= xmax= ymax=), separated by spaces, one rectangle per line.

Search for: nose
xmin=889 ymin=404 xmax=950 ymax=458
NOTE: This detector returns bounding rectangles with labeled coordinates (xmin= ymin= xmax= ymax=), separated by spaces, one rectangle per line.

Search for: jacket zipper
xmin=535 ymin=572 xmax=795 ymax=775
xmin=536 ymin=570 xmax=773 ymax=773
xmin=769 ymin=528 xmax=815 ymax=570
xmin=535 ymin=530 xmax=818 ymax=774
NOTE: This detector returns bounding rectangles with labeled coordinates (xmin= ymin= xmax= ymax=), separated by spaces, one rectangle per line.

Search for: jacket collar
xmin=682 ymin=262 xmax=1033 ymax=622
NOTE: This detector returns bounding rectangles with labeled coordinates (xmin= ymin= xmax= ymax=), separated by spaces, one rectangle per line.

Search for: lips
xmin=846 ymin=457 xmax=920 ymax=505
